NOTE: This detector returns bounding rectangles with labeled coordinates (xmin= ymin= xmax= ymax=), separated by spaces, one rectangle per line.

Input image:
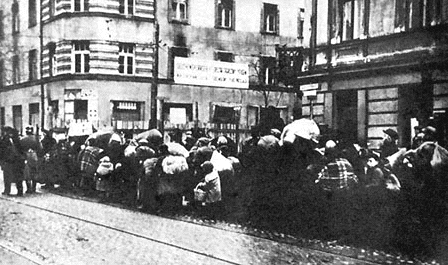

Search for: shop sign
xmin=174 ymin=57 xmax=249 ymax=89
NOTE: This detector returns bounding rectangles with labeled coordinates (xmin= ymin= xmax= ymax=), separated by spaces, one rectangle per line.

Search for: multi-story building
xmin=299 ymin=0 xmax=448 ymax=149
xmin=0 ymin=0 xmax=311 ymax=140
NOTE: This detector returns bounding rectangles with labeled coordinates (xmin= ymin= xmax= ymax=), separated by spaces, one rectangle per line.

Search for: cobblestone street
xmin=0 ymin=175 xmax=377 ymax=264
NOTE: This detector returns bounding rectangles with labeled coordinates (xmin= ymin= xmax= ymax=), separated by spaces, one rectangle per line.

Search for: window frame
xmin=169 ymin=46 xmax=189 ymax=78
xmin=48 ymin=42 xmax=57 ymax=76
xmin=261 ymin=3 xmax=279 ymax=34
xmin=29 ymin=49 xmax=38 ymax=81
xmin=297 ymin=8 xmax=305 ymax=39
xmin=29 ymin=103 xmax=39 ymax=126
xmin=162 ymin=102 xmax=193 ymax=124
xmin=216 ymin=0 xmax=235 ymax=29
xmin=29 ymin=0 xmax=37 ymax=28
xmin=12 ymin=2 xmax=19 ymax=34
xmin=260 ymin=56 xmax=276 ymax=85
xmin=0 ymin=107 xmax=5 ymax=127
xmin=215 ymin=51 xmax=234 ymax=62
xmin=169 ymin=0 xmax=189 ymax=23
xmin=0 ymin=10 xmax=4 ymax=40
xmin=112 ymin=101 xmax=143 ymax=122
xmin=72 ymin=41 xmax=90 ymax=74
xmin=119 ymin=0 xmax=135 ymax=16
xmin=338 ymin=0 xmax=365 ymax=41
xmin=118 ymin=43 xmax=135 ymax=75
xmin=73 ymin=0 xmax=89 ymax=12
xmin=12 ymin=55 xmax=19 ymax=84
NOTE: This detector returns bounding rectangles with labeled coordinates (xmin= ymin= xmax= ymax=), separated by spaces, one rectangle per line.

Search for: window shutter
xmin=84 ymin=0 xmax=89 ymax=11
xmin=216 ymin=0 xmax=222 ymax=27
xmin=275 ymin=7 xmax=280 ymax=34
xmin=260 ymin=4 xmax=265 ymax=32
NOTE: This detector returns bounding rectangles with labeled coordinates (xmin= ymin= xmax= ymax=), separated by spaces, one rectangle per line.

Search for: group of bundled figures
xmin=0 ymin=118 xmax=447 ymax=261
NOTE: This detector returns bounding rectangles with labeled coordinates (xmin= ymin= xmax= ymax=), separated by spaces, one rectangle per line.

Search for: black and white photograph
xmin=0 ymin=0 xmax=447 ymax=264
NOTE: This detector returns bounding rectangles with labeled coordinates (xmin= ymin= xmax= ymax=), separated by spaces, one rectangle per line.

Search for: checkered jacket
xmin=316 ymin=157 xmax=358 ymax=192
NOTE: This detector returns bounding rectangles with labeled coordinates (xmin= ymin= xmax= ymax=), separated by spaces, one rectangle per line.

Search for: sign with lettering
xmin=174 ymin=57 xmax=249 ymax=89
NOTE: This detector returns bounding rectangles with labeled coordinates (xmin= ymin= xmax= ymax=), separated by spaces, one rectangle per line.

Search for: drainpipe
xmin=39 ymin=0 xmax=45 ymax=133
xmin=150 ymin=1 xmax=159 ymax=129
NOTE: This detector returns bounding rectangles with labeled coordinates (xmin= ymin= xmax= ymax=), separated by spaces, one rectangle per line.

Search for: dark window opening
xmin=335 ymin=90 xmax=358 ymax=143
xmin=74 ymin=100 xmax=88 ymax=120
xmin=216 ymin=51 xmax=234 ymax=62
xmin=29 ymin=103 xmax=39 ymax=126
xmin=260 ymin=56 xmax=276 ymax=85
xmin=0 ymin=107 xmax=5 ymax=126
xmin=169 ymin=46 xmax=188 ymax=78
xmin=29 ymin=0 xmax=37 ymax=27
xmin=29 ymin=49 xmax=38 ymax=81
xmin=262 ymin=3 xmax=279 ymax=34
xmin=216 ymin=0 xmax=234 ymax=29
xmin=213 ymin=105 xmax=237 ymax=124
xmin=12 ymin=105 xmax=22 ymax=132
xmin=112 ymin=101 xmax=142 ymax=121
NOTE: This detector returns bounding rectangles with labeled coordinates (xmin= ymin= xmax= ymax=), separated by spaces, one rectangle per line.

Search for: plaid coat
xmin=316 ymin=157 xmax=358 ymax=192
xmin=79 ymin=146 xmax=104 ymax=176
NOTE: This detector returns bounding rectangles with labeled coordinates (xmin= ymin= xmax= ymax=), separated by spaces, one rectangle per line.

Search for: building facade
xmin=299 ymin=0 xmax=448 ymax=149
xmin=0 ymin=0 xmax=311 ymax=138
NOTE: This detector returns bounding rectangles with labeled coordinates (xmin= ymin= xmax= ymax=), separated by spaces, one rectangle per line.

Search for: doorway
xmin=335 ymin=89 xmax=358 ymax=143
xmin=398 ymin=84 xmax=433 ymax=148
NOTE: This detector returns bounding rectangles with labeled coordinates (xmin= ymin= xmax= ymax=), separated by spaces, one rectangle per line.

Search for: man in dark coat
xmin=0 ymin=127 xmax=25 ymax=196
xmin=20 ymin=126 xmax=43 ymax=193
xmin=380 ymin=128 xmax=399 ymax=159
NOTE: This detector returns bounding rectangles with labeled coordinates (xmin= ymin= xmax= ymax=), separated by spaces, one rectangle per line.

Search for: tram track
xmin=5 ymin=190 xmax=385 ymax=265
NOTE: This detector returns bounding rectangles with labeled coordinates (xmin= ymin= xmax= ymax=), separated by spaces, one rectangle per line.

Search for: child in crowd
xmin=195 ymin=161 xmax=221 ymax=205
xmin=365 ymin=152 xmax=385 ymax=188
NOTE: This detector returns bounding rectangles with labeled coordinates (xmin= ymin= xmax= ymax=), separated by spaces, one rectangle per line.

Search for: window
xmin=29 ymin=103 xmax=39 ymax=126
xmin=74 ymin=0 xmax=89 ymax=12
xmin=0 ymin=10 xmax=4 ymax=40
xmin=65 ymin=99 xmax=88 ymax=121
xmin=118 ymin=43 xmax=134 ymax=74
xmin=0 ymin=60 xmax=4 ymax=86
xmin=262 ymin=3 xmax=279 ymax=34
xmin=212 ymin=105 xmax=238 ymax=124
xmin=297 ymin=8 xmax=305 ymax=39
xmin=215 ymin=51 xmax=234 ymax=62
xmin=119 ymin=0 xmax=134 ymax=15
xmin=169 ymin=0 xmax=188 ymax=22
xmin=216 ymin=0 xmax=234 ymax=29
xmin=162 ymin=103 xmax=193 ymax=124
xmin=395 ymin=0 xmax=442 ymax=31
xmin=340 ymin=0 xmax=364 ymax=41
xmin=169 ymin=46 xmax=188 ymax=78
xmin=12 ymin=2 xmax=19 ymax=34
xmin=29 ymin=49 xmax=38 ymax=81
xmin=72 ymin=41 xmax=90 ymax=73
xmin=29 ymin=0 xmax=37 ymax=27
xmin=0 ymin=107 xmax=5 ymax=126
xmin=112 ymin=101 xmax=143 ymax=121
xmin=12 ymin=105 xmax=22 ymax=132
xmin=260 ymin=56 xmax=276 ymax=85
xmin=48 ymin=42 xmax=57 ymax=76
xmin=49 ymin=0 xmax=55 ymax=17
xmin=12 ymin=55 xmax=19 ymax=84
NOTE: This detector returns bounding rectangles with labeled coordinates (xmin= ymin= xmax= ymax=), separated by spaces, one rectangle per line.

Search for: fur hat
xmin=383 ymin=129 xmax=398 ymax=140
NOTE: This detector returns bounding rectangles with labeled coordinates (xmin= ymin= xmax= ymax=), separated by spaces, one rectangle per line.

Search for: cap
xmin=383 ymin=129 xmax=398 ymax=140
xmin=422 ymin=126 xmax=436 ymax=135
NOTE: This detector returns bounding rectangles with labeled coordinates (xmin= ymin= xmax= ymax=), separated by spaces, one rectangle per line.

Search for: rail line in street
xmin=0 ymin=191 xmax=383 ymax=265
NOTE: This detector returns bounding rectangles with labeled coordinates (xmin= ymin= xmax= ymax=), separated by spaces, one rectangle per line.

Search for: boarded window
xmin=213 ymin=105 xmax=237 ymax=124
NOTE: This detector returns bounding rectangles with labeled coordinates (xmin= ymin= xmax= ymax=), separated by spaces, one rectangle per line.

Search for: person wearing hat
xmin=381 ymin=128 xmax=399 ymax=159
xmin=364 ymin=152 xmax=385 ymax=188
xmin=422 ymin=126 xmax=437 ymax=142
xmin=20 ymin=126 xmax=43 ymax=194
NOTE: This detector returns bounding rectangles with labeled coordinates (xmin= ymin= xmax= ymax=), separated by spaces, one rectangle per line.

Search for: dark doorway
xmin=335 ymin=90 xmax=358 ymax=143
xmin=398 ymin=84 xmax=433 ymax=148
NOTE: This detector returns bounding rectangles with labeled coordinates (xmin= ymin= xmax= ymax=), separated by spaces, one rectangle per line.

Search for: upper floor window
xmin=74 ymin=0 xmax=89 ymax=12
xmin=0 ymin=60 xmax=4 ymax=87
xmin=12 ymin=55 xmax=19 ymax=84
xmin=49 ymin=0 xmax=56 ymax=17
xmin=395 ymin=0 xmax=442 ymax=31
xmin=0 ymin=10 xmax=4 ymax=40
xmin=29 ymin=0 xmax=37 ymax=27
xmin=261 ymin=3 xmax=279 ymax=34
xmin=12 ymin=2 xmax=19 ymax=34
xmin=119 ymin=0 xmax=134 ymax=15
xmin=340 ymin=0 xmax=364 ymax=41
xmin=72 ymin=41 xmax=90 ymax=73
xmin=170 ymin=46 xmax=188 ymax=78
xmin=169 ymin=0 xmax=188 ymax=22
xmin=260 ymin=56 xmax=276 ymax=85
xmin=215 ymin=51 xmax=234 ymax=62
xmin=48 ymin=42 xmax=57 ymax=76
xmin=297 ymin=8 xmax=305 ymax=39
xmin=0 ymin=107 xmax=5 ymax=127
xmin=118 ymin=43 xmax=135 ymax=74
xmin=216 ymin=0 xmax=234 ymax=29
xmin=29 ymin=49 xmax=38 ymax=81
